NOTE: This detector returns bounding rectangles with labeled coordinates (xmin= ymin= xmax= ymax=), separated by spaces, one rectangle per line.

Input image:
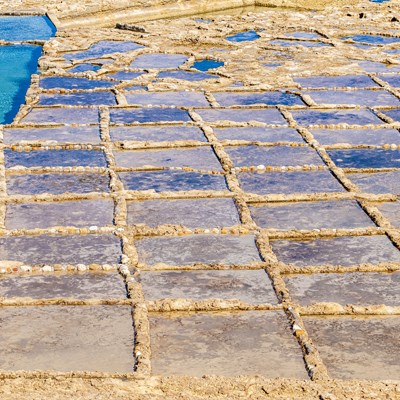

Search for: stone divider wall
xmin=0 ymin=0 xmax=358 ymax=27
xmin=0 ymin=0 xmax=255 ymax=18
xmin=0 ymin=0 xmax=140 ymax=18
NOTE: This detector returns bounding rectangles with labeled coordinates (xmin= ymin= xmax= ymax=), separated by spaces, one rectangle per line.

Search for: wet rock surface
xmin=150 ymin=311 xmax=308 ymax=377
xmin=303 ymin=316 xmax=400 ymax=380
xmin=0 ymin=305 xmax=134 ymax=372
xmin=0 ymin=272 xmax=127 ymax=299
xmin=141 ymin=269 xmax=277 ymax=304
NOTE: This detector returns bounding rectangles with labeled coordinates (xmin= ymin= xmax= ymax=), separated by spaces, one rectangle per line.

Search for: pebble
xmin=119 ymin=268 xmax=130 ymax=277
xmin=77 ymin=264 xmax=87 ymax=271
xmin=292 ymin=323 xmax=303 ymax=331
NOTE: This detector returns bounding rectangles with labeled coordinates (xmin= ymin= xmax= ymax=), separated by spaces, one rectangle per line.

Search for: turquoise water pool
xmin=0 ymin=45 xmax=42 ymax=124
xmin=0 ymin=16 xmax=55 ymax=42
xmin=0 ymin=16 xmax=55 ymax=124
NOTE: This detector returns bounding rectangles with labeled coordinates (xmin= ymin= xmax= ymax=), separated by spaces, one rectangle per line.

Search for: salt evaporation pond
xmin=0 ymin=16 xmax=56 ymax=124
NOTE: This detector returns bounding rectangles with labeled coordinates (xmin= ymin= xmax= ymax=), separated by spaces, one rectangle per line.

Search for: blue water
xmin=158 ymin=70 xmax=218 ymax=81
xmin=270 ymin=39 xmax=330 ymax=48
xmin=0 ymin=16 xmax=56 ymax=42
xmin=119 ymin=170 xmax=227 ymax=192
xmin=64 ymin=41 xmax=144 ymax=61
xmin=194 ymin=18 xmax=213 ymax=23
xmin=110 ymin=108 xmax=191 ymax=124
xmin=192 ymin=59 xmax=224 ymax=71
xmin=40 ymin=76 xmax=115 ymax=90
xmin=0 ymin=16 xmax=56 ymax=124
xmin=0 ymin=45 xmax=42 ymax=124
xmin=342 ymin=34 xmax=400 ymax=45
xmin=226 ymin=30 xmax=260 ymax=42
xmin=68 ymin=63 xmax=101 ymax=73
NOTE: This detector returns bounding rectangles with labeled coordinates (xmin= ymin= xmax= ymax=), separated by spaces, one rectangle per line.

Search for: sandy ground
xmin=0 ymin=374 xmax=399 ymax=399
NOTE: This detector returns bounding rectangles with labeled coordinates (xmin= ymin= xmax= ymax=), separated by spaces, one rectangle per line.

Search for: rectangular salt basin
xmin=110 ymin=125 xmax=207 ymax=142
xmin=158 ymin=70 xmax=218 ymax=81
xmin=291 ymin=109 xmax=383 ymax=125
xmin=40 ymin=77 xmax=115 ymax=90
xmin=125 ymin=91 xmax=209 ymax=107
xmin=225 ymin=145 xmax=324 ymax=167
xmin=5 ymin=149 xmax=106 ymax=168
xmin=250 ymin=200 xmax=373 ymax=230
xmin=271 ymin=236 xmax=400 ymax=267
xmin=39 ymin=92 xmax=117 ymax=106
xmin=124 ymin=85 xmax=148 ymax=91
xmin=0 ymin=273 xmax=127 ymax=299
xmin=119 ymin=170 xmax=227 ymax=192
xmin=3 ymin=126 xmax=101 ymax=144
xmin=285 ymin=271 xmax=400 ymax=306
xmin=6 ymin=173 xmax=110 ymax=195
xmin=141 ymin=269 xmax=277 ymax=304
xmin=380 ymin=75 xmax=400 ymax=87
xmin=64 ymin=40 xmax=144 ymax=61
xmin=294 ymin=75 xmax=378 ymax=88
xmin=358 ymin=61 xmax=400 ymax=74
xmin=0 ymin=306 xmax=134 ymax=372
xmin=69 ymin=63 xmax=101 ymax=73
xmin=114 ymin=147 xmax=222 ymax=170
xmin=310 ymin=128 xmax=400 ymax=146
xmin=269 ymin=40 xmax=329 ymax=48
xmin=150 ymin=311 xmax=307 ymax=378
xmin=22 ymin=107 xmax=100 ymax=124
xmin=136 ymin=234 xmax=261 ymax=266
xmin=6 ymin=200 xmax=114 ymax=230
xmin=105 ymin=71 xmax=145 ymax=81
xmin=0 ymin=234 xmax=121 ymax=265
xmin=303 ymin=316 xmax=400 ymax=380
xmin=129 ymin=53 xmax=188 ymax=69
xmin=381 ymin=108 xmax=400 ymax=122
xmin=305 ymin=90 xmax=399 ymax=106
xmin=285 ymin=32 xmax=321 ymax=39
xmin=212 ymin=91 xmax=304 ymax=106
xmin=213 ymin=127 xmax=304 ymax=142
xmin=348 ymin=171 xmax=400 ymax=195
xmin=377 ymin=202 xmax=400 ymax=228
xmin=238 ymin=171 xmax=344 ymax=195
xmin=195 ymin=108 xmax=287 ymax=124
xmin=110 ymin=108 xmax=191 ymax=123
xmin=327 ymin=149 xmax=400 ymax=168
xmin=343 ymin=34 xmax=400 ymax=45
xmin=127 ymin=198 xmax=240 ymax=228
